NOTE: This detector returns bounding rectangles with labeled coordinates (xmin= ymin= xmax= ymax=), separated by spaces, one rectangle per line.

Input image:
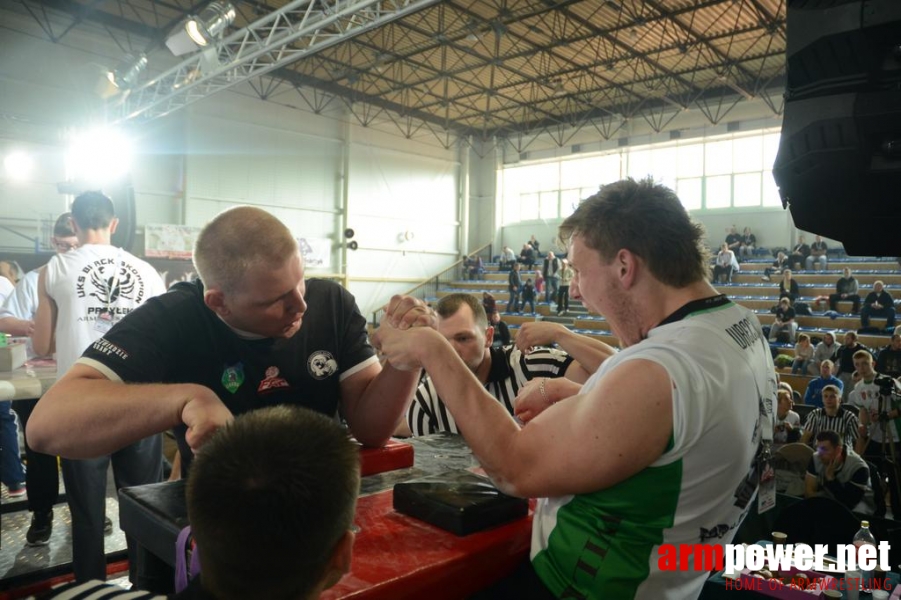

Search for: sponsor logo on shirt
xmin=258 ymin=366 xmax=289 ymax=392
xmin=221 ymin=362 xmax=245 ymax=394
xmin=307 ymin=351 xmax=338 ymax=380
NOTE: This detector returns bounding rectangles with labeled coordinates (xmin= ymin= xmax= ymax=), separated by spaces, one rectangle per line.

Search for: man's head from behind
xmin=558 ymin=177 xmax=709 ymax=290
xmin=71 ymin=191 xmax=117 ymax=234
xmin=188 ymin=406 xmax=360 ymax=600
xmin=435 ymin=293 xmax=492 ymax=373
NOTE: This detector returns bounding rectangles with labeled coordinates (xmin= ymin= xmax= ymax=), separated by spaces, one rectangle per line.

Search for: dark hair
xmin=187 ymin=406 xmax=360 ymax=600
xmin=71 ymin=191 xmax=115 ymax=230
xmin=437 ymin=293 xmax=488 ymax=330
xmin=559 ymin=177 xmax=710 ymax=287
xmin=816 ymin=430 xmax=842 ymax=447
xmin=53 ymin=212 xmax=75 ymax=238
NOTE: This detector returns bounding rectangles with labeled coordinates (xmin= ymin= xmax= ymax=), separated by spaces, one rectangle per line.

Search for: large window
xmin=499 ymin=127 xmax=783 ymax=224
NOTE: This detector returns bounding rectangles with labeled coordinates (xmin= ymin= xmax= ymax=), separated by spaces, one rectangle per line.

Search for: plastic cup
xmin=771 ymin=531 xmax=788 ymax=545
xmin=872 ymin=591 xmax=889 ymax=600
xmin=845 ymin=570 xmax=861 ymax=600
xmin=822 ymin=590 xmax=842 ymax=599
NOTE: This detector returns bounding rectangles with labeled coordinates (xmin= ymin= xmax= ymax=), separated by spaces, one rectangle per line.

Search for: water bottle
xmin=852 ymin=520 xmax=877 ymax=572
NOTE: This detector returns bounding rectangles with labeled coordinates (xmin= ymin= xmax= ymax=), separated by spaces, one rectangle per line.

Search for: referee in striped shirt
xmin=800 ymin=384 xmax=860 ymax=449
xmin=396 ymin=293 xmax=612 ymax=437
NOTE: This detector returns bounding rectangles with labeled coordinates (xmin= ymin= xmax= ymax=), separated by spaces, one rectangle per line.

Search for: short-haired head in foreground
xmin=193 ymin=206 xmax=299 ymax=293
xmin=187 ymin=406 xmax=360 ymax=600
xmin=558 ymin=177 xmax=709 ymax=288
xmin=71 ymin=191 xmax=116 ymax=231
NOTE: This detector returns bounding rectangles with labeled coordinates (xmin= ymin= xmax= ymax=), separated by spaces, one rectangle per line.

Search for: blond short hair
xmin=193 ymin=206 xmax=299 ymax=292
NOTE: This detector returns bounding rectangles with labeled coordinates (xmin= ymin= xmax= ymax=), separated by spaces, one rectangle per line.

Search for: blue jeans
xmin=0 ymin=400 xmax=26 ymax=487
xmin=545 ymin=277 xmax=559 ymax=304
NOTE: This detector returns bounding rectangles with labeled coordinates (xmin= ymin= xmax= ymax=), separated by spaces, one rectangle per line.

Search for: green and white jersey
xmin=531 ymin=296 xmax=775 ymax=600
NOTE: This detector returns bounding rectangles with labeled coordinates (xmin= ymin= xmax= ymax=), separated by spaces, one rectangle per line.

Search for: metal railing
xmin=370 ymin=242 xmax=493 ymax=326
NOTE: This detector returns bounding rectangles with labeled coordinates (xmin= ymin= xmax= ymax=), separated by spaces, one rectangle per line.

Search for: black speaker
xmin=772 ymin=0 xmax=901 ymax=256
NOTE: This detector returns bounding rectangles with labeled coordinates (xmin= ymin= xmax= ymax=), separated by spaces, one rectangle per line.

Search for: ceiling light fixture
xmin=166 ymin=1 xmax=236 ymax=56
xmin=106 ymin=53 xmax=148 ymax=89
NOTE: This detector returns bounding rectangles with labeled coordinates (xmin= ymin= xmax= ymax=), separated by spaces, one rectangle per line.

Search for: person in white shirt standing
xmin=34 ymin=192 xmax=166 ymax=583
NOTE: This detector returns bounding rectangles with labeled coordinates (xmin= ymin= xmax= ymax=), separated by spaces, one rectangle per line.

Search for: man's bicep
xmin=509 ymin=359 xmax=673 ymax=498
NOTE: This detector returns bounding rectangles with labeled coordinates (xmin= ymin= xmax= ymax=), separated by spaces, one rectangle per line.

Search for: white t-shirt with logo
xmin=45 ymin=244 xmax=165 ymax=373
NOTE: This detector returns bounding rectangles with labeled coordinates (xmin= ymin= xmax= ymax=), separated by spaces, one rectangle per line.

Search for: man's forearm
xmin=29 ymin=374 xmax=199 ymax=458
xmin=0 ymin=316 xmax=32 ymax=336
xmin=345 ymin=363 xmax=421 ymax=448
xmin=555 ymin=327 xmax=616 ymax=375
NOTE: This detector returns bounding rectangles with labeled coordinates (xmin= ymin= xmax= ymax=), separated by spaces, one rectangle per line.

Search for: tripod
xmin=876 ymin=392 xmax=901 ymax=516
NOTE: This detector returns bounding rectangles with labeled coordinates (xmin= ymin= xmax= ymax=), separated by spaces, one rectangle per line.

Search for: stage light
xmin=106 ymin=53 xmax=148 ymax=89
xmin=166 ymin=2 xmax=235 ymax=56
xmin=66 ymin=128 xmax=134 ymax=186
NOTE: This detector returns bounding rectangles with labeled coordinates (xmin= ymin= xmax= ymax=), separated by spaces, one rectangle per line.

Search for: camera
xmin=874 ymin=374 xmax=900 ymax=397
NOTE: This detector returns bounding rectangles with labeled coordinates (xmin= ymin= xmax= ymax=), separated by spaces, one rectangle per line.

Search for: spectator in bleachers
xmin=712 ymin=243 xmax=736 ymax=283
xmin=779 ymin=269 xmax=800 ymax=304
xmin=833 ymin=331 xmax=868 ymax=400
xmin=521 ymin=278 xmax=536 ymax=314
xmin=499 ymin=245 xmax=516 ymax=270
xmin=762 ymin=251 xmax=788 ymax=282
xmin=542 ymin=251 xmax=561 ymax=305
xmin=811 ymin=332 xmax=839 ymax=376
xmin=528 ymin=235 xmax=540 ymax=257
xmin=789 ymin=235 xmax=811 ymax=271
xmin=466 ymin=255 xmax=483 ymax=280
xmin=507 ymin=263 xmax=522 ymax=313
xmin=481 ymin=291 xmax=498 ymax=324
xmin=829 ymin=267 xmax=861 ymax=314
xmin=740 ymin=227 xmax=757 ymax=259
xmin=534 ymin=270 xmax=544 ymax=297
xmin=769 ymin=297 xmax=798 ymax=343
xmin=805 ymin=430 xmax=869 ymax=511
xmin=861 ymin=280 xmax=896 ymax=330
xmin=848 ymin=350 xmax=880 ymax=410
xmin=800 ymin=384 xmax=859 ymax=449
xmin=774 ymin=388 xmax=801 ymax=446
xmin=806 ymin=235 xmax=829 ymax=271
xmin=792 ymin=333 xmax=814 ymax=375
xmin=804 ymin=359 xmax=844 ymax=408
xmin=518 ymin=243 xmax=535 ymax=270
xmin=725 ymin=225 xmax=742 ymax=253
xmin=556 ymin=259 xmax=574 ymax=315
xmin=876 ymin=334 xmax=901 ymax=379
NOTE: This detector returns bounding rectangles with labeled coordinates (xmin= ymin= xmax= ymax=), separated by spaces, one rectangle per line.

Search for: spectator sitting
xmin=800 ymin=384 xmax=860 ymax=449
xmin=762 ymin=251 xmax=788 ymax=282
xmin=739 ymin=227 xmax=757 ymax=259
xmin=876 ymin=334 xmax=901 ymax=379
xmin=518 ymin=243 xmax=535 ymax=270
xmin=769 ymin=297 xmax=797 ymax=344
xmin=725 ymin=225 xmax=742 ymax=253
xmin=779 ymin=269 xmax=800 ymax=304
xmin=481 ymin=291 xmax=498 ymax=324
xmin=829 ymin=267 xmax=861 ymax=314
xmin=832 ymin=331 xmax=869 ymax=400
xmin=805 ymin=430 xmax=869 ymax=511
xmin=46 ymin=405 xmax=360 ymax=600
xmin=810 ymin=332 xmax=839 ymax=376
xmin=806 ymin=235 xmax=828 ymax=271
xmin=499 ymin=245 xmax=516 ymax=270
xmin=774 ymin=388 xmax=801 ymax=446
xmin=466 ymin=255 xmax=484 ymax=281
xmin=804 ymin=360 xmax=844 ymax=408
xmin=528 ymin=235 xmax=540 ymax=257
xmin=861 ymin=280 xmax=896 ymax=330
xmin=789 ymin=235 xmax=811 ymax=271
xmin=792 ymin=333 xmax=814 ymax=375
xmin=712 ymin=243 xmax=736 ymax=283
xmin=521 ymin=278 xmax=536 ymax=314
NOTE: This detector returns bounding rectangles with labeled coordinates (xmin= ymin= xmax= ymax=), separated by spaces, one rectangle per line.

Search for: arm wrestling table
xmin=118 ymin=434 xmax=533 ymax=599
